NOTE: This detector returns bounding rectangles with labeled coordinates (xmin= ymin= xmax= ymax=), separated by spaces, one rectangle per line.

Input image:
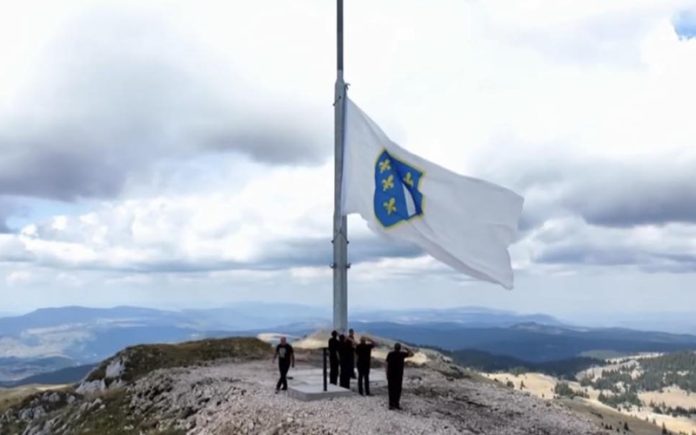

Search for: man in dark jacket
xmin=355 ymin=336 xmax=377 ymax=396
xmin=385 ymin=342 xmax=414 ymax=409
xmin=273 ymin=336 xmax=295 ymax=392
xmin=347 ymin=329 xmax=357 ymax=379
xmin=338 ymin=334 xmax=353 ymax=389
xmin=328 ymin=330 xmax=340 ymax=385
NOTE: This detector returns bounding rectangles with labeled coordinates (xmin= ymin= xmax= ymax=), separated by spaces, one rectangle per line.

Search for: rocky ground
xmin=188 ymin=361 xmax=602 ymax=434
xmin=0 ymin=337 xmax=608 ymax=435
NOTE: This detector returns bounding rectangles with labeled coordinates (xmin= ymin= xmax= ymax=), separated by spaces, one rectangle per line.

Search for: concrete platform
xmin=287 ymin=368 xmax=387 ymax=401
xmin=287 ymin=383 xmax=354 ymax=401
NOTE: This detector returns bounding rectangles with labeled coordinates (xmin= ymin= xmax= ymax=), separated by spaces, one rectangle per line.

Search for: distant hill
xmin=450 ymin=349 xmax=601 ymax=379
xmin=355 ymin=321 xmax=696 ymax=362
xmin=2 ymin=304 xmax=696 ymax=383
xmin=0 ymin=357 xmax=74 ymax=383
xmin=0 ymin=364 xmax=96 ymax=388
xmin=0 ymin=304 xmax=564 ymax=364
xmin=352 ymin=306 xmax=563 ymax=327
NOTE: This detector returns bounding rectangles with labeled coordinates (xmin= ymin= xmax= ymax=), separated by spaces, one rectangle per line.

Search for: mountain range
xmin=1 ymin=304 xmax=696 ymax=385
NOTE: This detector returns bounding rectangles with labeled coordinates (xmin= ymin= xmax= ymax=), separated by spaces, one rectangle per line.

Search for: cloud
xmin=0 ymin=4 xmax=328 ymax=201
xmin=565 ymin=161 xmax=696 ymax=227
xmin=495 ymin=152 xmax=696 ymax=230
xmin=0 ymin=234 xmax=32 ymax=262
xmin=516 ymin=216 xmax=696 ymax=273
xmin=477 ymin=1 xmax=663 ymax=66
xmin=0 ymin=162 xmax=422 ymax=275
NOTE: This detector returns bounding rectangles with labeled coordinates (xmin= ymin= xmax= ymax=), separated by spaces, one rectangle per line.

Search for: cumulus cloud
xmin=516 ymin=216 xmax=696 ymax=273
xmin=0 ymin=162 xmax=421 ymax=274
xmin=0 ymin=4 xmax=328 ymax=201
xmin=564 ymin=160 xmax=696 ymax=227
xmin=489 ymin=152 xmax=696 ymax=230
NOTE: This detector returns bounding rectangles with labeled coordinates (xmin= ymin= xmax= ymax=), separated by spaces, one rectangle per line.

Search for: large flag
xmin=341 ymin=98 xmax=524 ymax=289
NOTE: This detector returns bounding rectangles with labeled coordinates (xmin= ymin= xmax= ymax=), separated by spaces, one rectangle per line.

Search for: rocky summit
xmin=0 ymin=336 xmax=607 ymax=434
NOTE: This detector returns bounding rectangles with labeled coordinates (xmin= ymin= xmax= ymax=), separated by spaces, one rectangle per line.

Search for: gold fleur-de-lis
xmin=381 ymin=174 xmax=394 ymax=191
xmin=403 ymin=172 xmax=414 ymax=187
xmin=379 ymin=158 xmax=391 ymax=173
xmin=383 ymin=197 xmax=397 ymax=215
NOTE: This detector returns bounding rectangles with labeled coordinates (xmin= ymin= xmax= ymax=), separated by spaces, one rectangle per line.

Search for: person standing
xmin=273 ymin=336 xmax=295 ymax=393
xmin=328 ymin=330 xmax=340 ymax=385
xmin=347 ymin=329 xmax=357 ymax=379
xmin=355 ymin=336 xmax=377 ymax=396
xmin=385 ymin=342 xmax=414 ymax=410
xmin=338 ymin=334 xmax=353 ymax=389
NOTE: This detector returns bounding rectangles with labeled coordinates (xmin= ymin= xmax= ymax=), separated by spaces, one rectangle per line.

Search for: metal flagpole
xmin=332 ymin=0 xmax=348 ymax=332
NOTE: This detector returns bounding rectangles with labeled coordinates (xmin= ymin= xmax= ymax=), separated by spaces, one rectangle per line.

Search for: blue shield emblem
xmin=374 ymin=150 xmax=424 ymax=228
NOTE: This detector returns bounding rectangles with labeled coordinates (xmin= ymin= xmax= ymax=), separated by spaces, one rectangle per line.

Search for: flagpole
xmin=332 ymin=0 xmax=348 ymax=332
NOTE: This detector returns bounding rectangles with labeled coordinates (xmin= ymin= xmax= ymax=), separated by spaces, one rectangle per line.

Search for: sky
xmin=1 ymin=0 xmax=696 ymax=326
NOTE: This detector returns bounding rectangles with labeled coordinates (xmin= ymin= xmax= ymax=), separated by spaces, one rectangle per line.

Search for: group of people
xmin=328 ymin=328 xmax=376 ymax=395
xmin=272 ymin=330 xmax=414 ymax=410
xmin=328 ymin=328 xmax=414 ymax=410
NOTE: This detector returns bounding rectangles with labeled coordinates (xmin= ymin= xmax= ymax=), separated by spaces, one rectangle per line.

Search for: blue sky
xmin=674 ymin=9 xmax=696 ymax=38
xmin=1 ymin=0 xmax=696 ymax=328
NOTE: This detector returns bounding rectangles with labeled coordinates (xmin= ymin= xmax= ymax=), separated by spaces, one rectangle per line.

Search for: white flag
xmin=342 ymin=98 xmax=524 ymax=289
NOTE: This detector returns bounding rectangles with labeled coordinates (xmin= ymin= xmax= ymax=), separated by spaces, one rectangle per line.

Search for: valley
xmin=483 ymin=351 xmax=696 ymax=434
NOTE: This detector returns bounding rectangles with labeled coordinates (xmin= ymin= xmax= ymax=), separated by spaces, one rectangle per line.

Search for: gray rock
xmin=76 ymin=379 xmax=106 ymax=395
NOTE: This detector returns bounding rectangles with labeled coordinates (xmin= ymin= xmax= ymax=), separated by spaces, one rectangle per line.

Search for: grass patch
xmin=0 ymin=387 xmax=39 ymax=413
xmin=87 ymin=337 xmax=271 ymax=384
xmin=64 ymin=388 xmax=185 ymax=435
xmin=0 ymin=387 xmax=77 ymax=435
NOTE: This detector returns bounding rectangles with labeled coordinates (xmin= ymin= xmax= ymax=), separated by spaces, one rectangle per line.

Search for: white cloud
xmin=1 ymin=160 xmax=333 ymax=271
xmin=5 ymin=270 xmax=33 ymax=286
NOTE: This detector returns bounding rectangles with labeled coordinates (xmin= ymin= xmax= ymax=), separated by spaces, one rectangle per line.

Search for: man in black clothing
xmin=273 ymin=336 xmax=295 ymax=392
xmin=347 ymin=329 xmax=357 ymax=379
xmin=328 ymin=330 xmax=340 ymax=385
xmin=355 ymin=336 xmax=377 ymax=396
xmin=338 ymin=334 xmax=353 ymax=389
xmin=385 ymin=342 xmax=414 ymax=410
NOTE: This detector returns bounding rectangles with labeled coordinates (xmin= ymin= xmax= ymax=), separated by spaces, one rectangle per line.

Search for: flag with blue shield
xmin=342 ymin=98 xmax=524 ymax=289
xmin=373 ymin=150 xmax=424 ymax=228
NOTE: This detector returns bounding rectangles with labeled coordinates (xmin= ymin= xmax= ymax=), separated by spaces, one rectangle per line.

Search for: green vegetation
xmin=579 ymin=351 xmax=696 ymax=411
xmin=588 ymin=368 xmax=635 ymax=393
xmin=2 ymin=388 xmax=187 ymax=435
xmin=63 ymin=389 xmax=185 ymax=435
xmin=554 ymin=382 xmax=588 ymax=399
xmin=578 ymin=351 xmax=696 ymax=413
xmin=0 ymin=389 xmax=78 ymax=434
xmin=638 ymin=351 xmax=696 ymax=393
xmin=580 ymin=350 xmax=632 ymax=360
xmin=597 ymin=390 xmax=641 ymax=408
xmin=649 ymin=401 xmax=696 ymax=418
xmin=87 ymin=337 xmax=271 ymax=384
xmin=581 ymin=367 xmax=643 ymax=409
xmin=0 ymin=386 xmax=45 ymax=413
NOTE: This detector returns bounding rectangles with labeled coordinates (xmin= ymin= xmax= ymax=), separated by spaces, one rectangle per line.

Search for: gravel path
xmin=127 ymin=360 xmax=605 ymax=435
